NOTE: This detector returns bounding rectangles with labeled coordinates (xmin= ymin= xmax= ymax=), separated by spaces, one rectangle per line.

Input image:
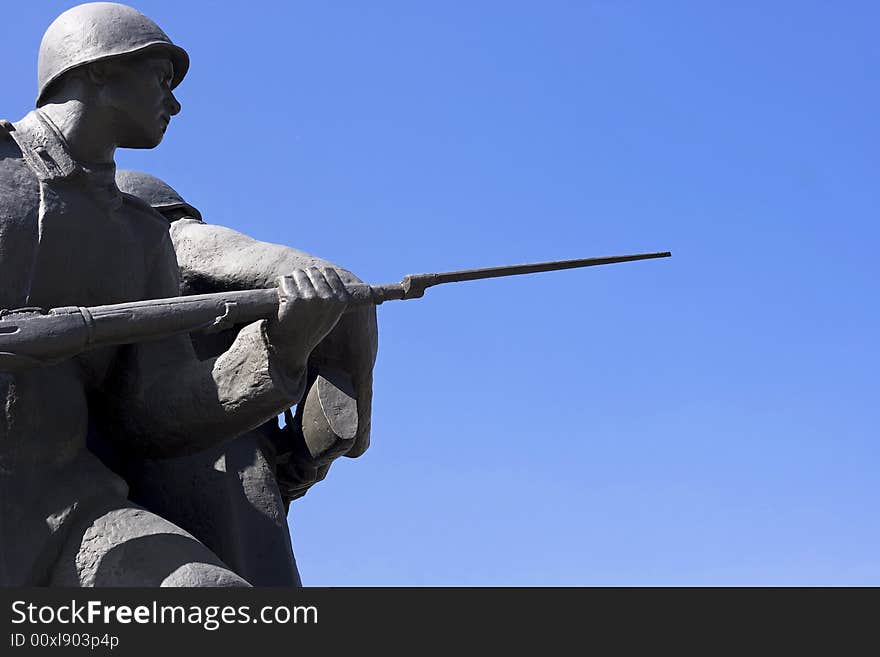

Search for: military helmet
xmin=116 ymin=169 xmax=202 ymax=221
xmin=37 ymin=2 xmax=189 ymax=105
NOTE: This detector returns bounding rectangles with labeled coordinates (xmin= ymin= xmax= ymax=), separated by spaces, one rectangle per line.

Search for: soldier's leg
xmin=49 ymin=499 xmax=250 ymax=587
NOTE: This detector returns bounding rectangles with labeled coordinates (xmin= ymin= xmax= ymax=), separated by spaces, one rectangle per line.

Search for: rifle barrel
xmin=0 ymin=251 xmax=671 ymax=371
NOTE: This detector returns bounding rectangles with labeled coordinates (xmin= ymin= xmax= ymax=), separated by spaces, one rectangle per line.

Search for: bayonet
xmin=366 ymin=251 xmax=671 ymax=303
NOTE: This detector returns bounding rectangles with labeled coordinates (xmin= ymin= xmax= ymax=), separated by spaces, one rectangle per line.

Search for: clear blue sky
xmin=3 ymin=1 xmax=878 ymax=585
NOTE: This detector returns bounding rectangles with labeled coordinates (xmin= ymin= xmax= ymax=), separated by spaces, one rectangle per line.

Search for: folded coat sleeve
xmin=100 ymin=231 xmax=307 ymax=458
xmin=169 ymin=219 xmax=378 ymax=458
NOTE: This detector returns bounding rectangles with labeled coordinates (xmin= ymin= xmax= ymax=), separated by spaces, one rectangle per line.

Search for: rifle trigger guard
xmin=205 ymin=301 xmax=239 ymax=333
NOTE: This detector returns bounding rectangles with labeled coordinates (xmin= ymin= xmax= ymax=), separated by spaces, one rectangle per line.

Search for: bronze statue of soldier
xmin=0 ymin=3 xmax=670 ymax=588
xmin=111 ymin=170 xmax=377 ymax=586
xmin=0 ymin=2 xmax=353 ymax=586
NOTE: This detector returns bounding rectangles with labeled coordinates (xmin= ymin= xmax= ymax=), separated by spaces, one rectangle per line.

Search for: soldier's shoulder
xmin=0 ymin=121 xmax=39 ymax=213
xmin=0 ymin=119 xmax=25 ymax=167
xmin=0 ymin=119 xmax=14 ymax=140
xmin=120 ymin=192 xmax=174 ymax=243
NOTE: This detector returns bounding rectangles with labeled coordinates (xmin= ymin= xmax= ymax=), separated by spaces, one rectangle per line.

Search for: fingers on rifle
xmin=306 ymin=266 xmax=334 ymax=298
xmin=293 ymin=268 xmax=317 ymax=299
xmin=323 ymin=267 xmax=350 ymax=301
xmin=277 ymin=274 xmax=296 ymax=298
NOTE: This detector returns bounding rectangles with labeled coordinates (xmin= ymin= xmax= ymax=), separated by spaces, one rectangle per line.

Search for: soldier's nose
xmin=166 ymin=93 xmax=181 ymax=116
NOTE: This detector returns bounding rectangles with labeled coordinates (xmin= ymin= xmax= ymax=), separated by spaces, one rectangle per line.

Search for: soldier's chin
xmin=119 ymin=129 xmax=165 ymax=149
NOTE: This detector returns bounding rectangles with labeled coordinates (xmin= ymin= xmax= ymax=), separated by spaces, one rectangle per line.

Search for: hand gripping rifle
xmin=0 ymin=251 xmax=670 ymax=373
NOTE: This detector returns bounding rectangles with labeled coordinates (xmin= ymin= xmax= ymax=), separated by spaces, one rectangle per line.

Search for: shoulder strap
xmin=5 ymin=111 xmax=77 ymax=182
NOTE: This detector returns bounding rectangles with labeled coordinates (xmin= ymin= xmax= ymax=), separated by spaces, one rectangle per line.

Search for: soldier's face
xmin=98 ymin=53 xmax=181 ymax=149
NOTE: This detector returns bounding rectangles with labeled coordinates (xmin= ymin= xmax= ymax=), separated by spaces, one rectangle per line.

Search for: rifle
xmin=0 ymin=251 xmax=670 ymax=372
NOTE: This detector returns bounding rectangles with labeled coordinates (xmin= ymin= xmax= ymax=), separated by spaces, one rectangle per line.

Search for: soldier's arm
xmin=170 ymin=219 xmax=378 ymax=461
xmin=98 ymin=233 xmax=341 ymax=458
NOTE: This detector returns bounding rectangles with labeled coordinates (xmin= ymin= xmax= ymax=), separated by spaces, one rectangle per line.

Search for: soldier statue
xmin=0 ymin=2 xmax=360 ymax=586
xmin=0 ymin=2 xmax=669 ymax=588
xmin=109 ymin=170 xmax=377 ymax=586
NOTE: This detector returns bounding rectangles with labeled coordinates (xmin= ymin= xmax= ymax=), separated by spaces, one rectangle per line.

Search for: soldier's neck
xmin=36 ymin=101 xmax=117 ymax=165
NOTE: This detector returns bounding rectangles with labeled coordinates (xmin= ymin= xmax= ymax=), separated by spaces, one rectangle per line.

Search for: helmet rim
xmin=36 ymin=41 xmax=189 ymax=106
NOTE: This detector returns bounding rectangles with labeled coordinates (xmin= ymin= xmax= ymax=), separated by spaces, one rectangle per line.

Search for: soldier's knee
xmin=51 ymin=504 xmax=249 ymax=587
xmin=161 ymin=562 xmax=250 ymax=587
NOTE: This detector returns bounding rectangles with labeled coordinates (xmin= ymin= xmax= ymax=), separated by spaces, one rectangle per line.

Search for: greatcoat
xmin=0 ymin=111 xmax=303 ymax=585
